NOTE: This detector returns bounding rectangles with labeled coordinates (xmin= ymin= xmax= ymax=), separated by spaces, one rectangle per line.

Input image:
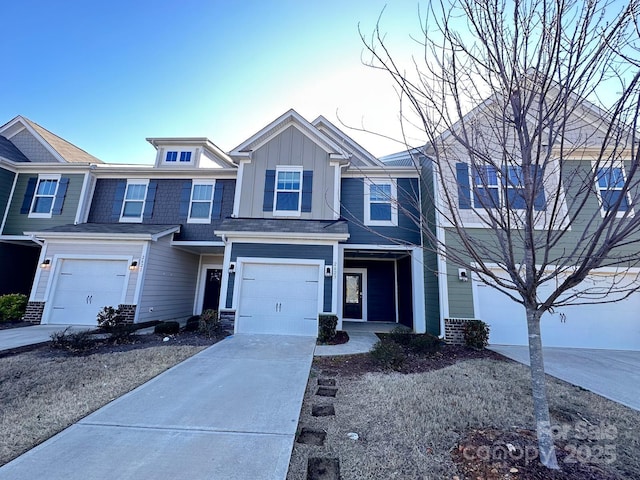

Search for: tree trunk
xmin=526 ymin=308 xmax=560 ymax=469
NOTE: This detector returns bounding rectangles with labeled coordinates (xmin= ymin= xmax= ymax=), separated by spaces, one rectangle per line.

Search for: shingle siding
xmin=9 ymin=130 xmax=58 ymax=163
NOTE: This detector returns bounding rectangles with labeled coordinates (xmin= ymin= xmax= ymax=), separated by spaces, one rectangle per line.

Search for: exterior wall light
xmin=41 ymin=258 xmax=51 ymax=268
xmin=129 ymin=260 xmax=139 ymax=271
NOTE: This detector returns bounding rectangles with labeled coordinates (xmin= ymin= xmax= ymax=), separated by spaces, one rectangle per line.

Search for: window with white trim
xmin=180 ymin=151 xmax=192 ymax=162
xmin=597 ymin=165 xmax=630 ymax=215
xmin=120 ymin=180 xmax=149 ymax=222
xmin=364 ymin=179 xmax=398 ymax=226
xmin=188 ymin=181 xmax=214 ymax=223
xmin=164 ymin=150 xmax=193 ymax=163
xmin=274 ymin=167 xmax=302 ymax=215
xmin=29 ymin=174 xmax=60 ymax=218
xmin=165 ymin=151 xmax=178 ymax=162
xmin=472 ymin=165 xmax=500 ymax=208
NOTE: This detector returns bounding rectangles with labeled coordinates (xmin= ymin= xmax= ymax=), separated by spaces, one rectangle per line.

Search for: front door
xmin=343 ymin=272 xmax=363 ymax=320
xmin=202 ymin=269 xmax=222 ymax=312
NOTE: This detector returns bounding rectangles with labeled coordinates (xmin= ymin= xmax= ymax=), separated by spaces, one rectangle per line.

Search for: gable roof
xmin=229 ymin=109 xmax=350 ymax=162
xmin=0 ymin=116 xmax=103 ymax=164
xmin=312 ymin=116 xmax=382 ymax=167
xmin=0 ymin=135 xmax=30 ymax=163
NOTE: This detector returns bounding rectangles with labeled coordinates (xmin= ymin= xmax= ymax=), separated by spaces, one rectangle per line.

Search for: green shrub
xmin=0 ymin=293 xmax=28 ymax=322
xmin=50 ymin=328 xmax=96 ymax=354
xmin=386 ymin=325 xmax=413 ymax=346
xmin=409 ymin=333 xmax=442 ymax=354
xmin=318 ymin=314 xmax=338 ymax=343
xmin=183 ymin=315 xmax=200 ymax=332
xmin=154 ymin=321 xmax=180 ymax=335
xmin=199 ymin=309 xmax=222 ymax=338
xmin=370 ymin=338 xmax=405 ymax=370
xmin=96 ymin=306 xmax=121 ymax=329
xmin=463 ymin=320 xmax=490 ymax=349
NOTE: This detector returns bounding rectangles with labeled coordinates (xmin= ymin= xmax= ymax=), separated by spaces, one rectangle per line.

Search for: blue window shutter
xmin=51 ymin=177 xmax=69 ymax=215
xmin=212 ymin=182 xmax=224 ymax=219
xmin=456 ymin=163 xmax=471 ymax=209
xmin=533 ymin=167 xmax=546 ymax=211
xmin=301 ymin=171 xmax=313 ymax=212
xmin=111 ymin=180 xmax=126 ymax=221
xmin=143 ymin=180 xmax=157 ymax=220
xmin=179 ymin=181 xmax=192 ymax=220
xmin=263 ymin=170 xmax=276 ymax=211
xmin=20 ymin=177 xmax=38 ymax=214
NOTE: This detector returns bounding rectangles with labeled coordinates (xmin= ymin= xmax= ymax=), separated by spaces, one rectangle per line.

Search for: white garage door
xmin=236 ymin=263 xmax=320 ymax=336
xmin=475 ymin=273 xmax=640 ymax=350
xmin=48 ymin=259 xmax=128 ymax=325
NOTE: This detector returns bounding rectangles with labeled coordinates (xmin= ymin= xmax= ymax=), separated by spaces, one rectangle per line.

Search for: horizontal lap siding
xmin=227 ymin=243 xmax=333 ymax=312
xmin=4 ymin=173 xmax=84 ymax=235
xmin=341 ymin=178 xmax=421 ymax=245
xmin=137 ymin=235 xmax=199 ymax=322
xmin=35 ymin=242 xmax=145 ymax=303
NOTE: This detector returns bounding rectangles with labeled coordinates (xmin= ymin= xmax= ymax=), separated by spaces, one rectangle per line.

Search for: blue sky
xmin=3 ymin=1 xmax=425 ymax=164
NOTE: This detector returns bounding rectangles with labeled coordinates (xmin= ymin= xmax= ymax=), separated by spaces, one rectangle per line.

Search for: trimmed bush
xmin=0 ymin=293 xmax=28 ymax=322
xmin=318 ymin=314 xmax=338 ymax=343
xmin=183 ymin=315 xmax=200 ymax=332
xmin=409 ymin=333 xmax=442 ymax=354
xmin=386 ymin=325 xmax=413 ymax=346
xmin=50 ymin=328 xmax=96 ymax=354
xmin=199 ymin=309 xmax=222 ymax=338
xmin=463 ymin=319 xmax=490 ymax=350
xmin=370 ymin=338 xmax=405 ymax=370
xmin=96 ymin=306 xmax=121 ymax=329
xmin=154 ymin=321 xmax=180 ymax=335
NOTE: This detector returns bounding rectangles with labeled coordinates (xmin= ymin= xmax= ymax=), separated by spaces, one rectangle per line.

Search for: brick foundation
xmin=219 ymin=310 xmax=235 ymax=331
xmin=24 ymin=301 xmax=45 ymax=324
xmin=118 ymin=304 xmax=137 ymax=324
xmin=444 ymin=318 xmax=478 ymax=345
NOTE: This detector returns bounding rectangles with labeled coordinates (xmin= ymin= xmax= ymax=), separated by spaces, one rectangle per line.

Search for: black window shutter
xmin=143 ymin=180 xmax=157 ymax=220
xmin=212 ymin=182 xmax=224 ymax=219
xmin=456 ymin=163 xmax=471 ymax=209
xmin=111 ymin=180 xmax=126 ymax=221
xmin=51 ymin=177 xmax=69 ymax=215
xmin=263 ymin=170 xmax=276 ymax=211
xmin=301 ymin=171 xmax=313 ymax=212
xmin=179 ymin=181 xmax=193 ymax=220
xmin=20 ymin=177 xmax=38 ymax=214
xmin=533 ymin=167 xmax=546 ymax=211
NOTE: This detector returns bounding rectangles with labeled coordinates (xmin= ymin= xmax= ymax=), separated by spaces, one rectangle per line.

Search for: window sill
xmin=28 ymin=212 xmax=53 ymax=219
xmin=119 ymin=217 xmax=143 ymax=223
xmin=187 ymin=218 xmax=212 ymax=224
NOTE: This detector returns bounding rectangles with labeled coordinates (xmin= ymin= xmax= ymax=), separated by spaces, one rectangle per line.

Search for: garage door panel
xmin=236 ymin=262 xmax=320 ymax=336
xmin=475 ymin=271 xmax=640 ymax=350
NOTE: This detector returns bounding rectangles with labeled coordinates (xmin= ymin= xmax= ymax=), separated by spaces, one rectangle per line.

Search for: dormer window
xmin=166 ymin=151 xmax=178 ymax=162
xmin=164 ymin=150 xmax=193 ymax=164
xmin=180 ymin=151 xmax=192 ymax=162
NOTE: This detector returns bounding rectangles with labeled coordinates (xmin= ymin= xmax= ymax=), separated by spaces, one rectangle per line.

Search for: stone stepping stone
xmin=312 ymin=404 xmax=335 ymax=417
xmin=307 ymin=457 xmax=340 ymax=480
xmin=296 ymin=427 xmax=326 ymax=446
xmin=316 ymin=386 xmax=338 ymax=397
xmin=317 ymin=378 xmax=336 ymax=386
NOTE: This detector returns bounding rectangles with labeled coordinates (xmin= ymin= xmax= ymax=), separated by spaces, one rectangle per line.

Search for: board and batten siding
xmin=237 ymin=126 xmax=335 ymax=219
xmin=4 ymin=173 xmax=85 ymax=235
xmin=226 ymin=242 xmax=334 ymax=312
xmin=137 ymin=235 xmax=199 ymax=323
xmin=341 ymin=177 xmax=422 ymax=245
xmin=34 ymin=241 xmax=145 ymax=303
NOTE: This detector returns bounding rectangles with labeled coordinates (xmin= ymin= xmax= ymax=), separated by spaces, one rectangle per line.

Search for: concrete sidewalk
xmin=0 ymin=324 xmax=94 ymax=353
xmin=491 ymin=345 xmax=640 ymax=411
xmin=314 ymin=331 xmax=378 ymax=356
xmin=0 ymin=334 xmax=316 ymax=480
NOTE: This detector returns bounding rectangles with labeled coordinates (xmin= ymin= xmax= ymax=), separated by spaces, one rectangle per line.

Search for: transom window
xmin=188 ymin=182 xmax=214 ymax=223
xmin=120 ymin=180 xmax=148 ymax=222
xmin=274 ymin=167 xmax=302 ymax=214
xmin=31 ymin=178 xmax=58 ymax=215
xmin=473 ymin=165 xmax=500 ymax=208
xmin=365 ymin=179 xmax=398 ymax=226
xmin=597 ymin=166 xmax=630 ymax=214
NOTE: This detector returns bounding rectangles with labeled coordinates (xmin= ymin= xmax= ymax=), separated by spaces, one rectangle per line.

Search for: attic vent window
xmin=166 ymin=151 xmax=178 ymax=162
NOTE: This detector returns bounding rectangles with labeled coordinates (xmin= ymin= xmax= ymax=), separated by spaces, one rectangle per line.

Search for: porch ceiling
xmin=343 ymin=249 xmax=412 ymax=260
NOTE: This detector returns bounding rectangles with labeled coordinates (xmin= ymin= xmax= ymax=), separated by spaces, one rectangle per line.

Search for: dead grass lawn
xmin=288 ymin=357 xmax=640 ymax=479
xmin=0 ymin=341 xmax=210 ymax=466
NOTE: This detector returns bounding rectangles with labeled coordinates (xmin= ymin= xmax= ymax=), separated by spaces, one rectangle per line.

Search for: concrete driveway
xmin=0 ymin=324 xmax=95 ymax=352
xmin=490 ymin=345 xmax=640 ymax=411
xmin=0 ymin=334 xmax=316 ymax=480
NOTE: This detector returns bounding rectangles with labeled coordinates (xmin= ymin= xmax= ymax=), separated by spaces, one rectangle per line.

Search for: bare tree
xmin=361 ymin=0 xmax=640 ymax=469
